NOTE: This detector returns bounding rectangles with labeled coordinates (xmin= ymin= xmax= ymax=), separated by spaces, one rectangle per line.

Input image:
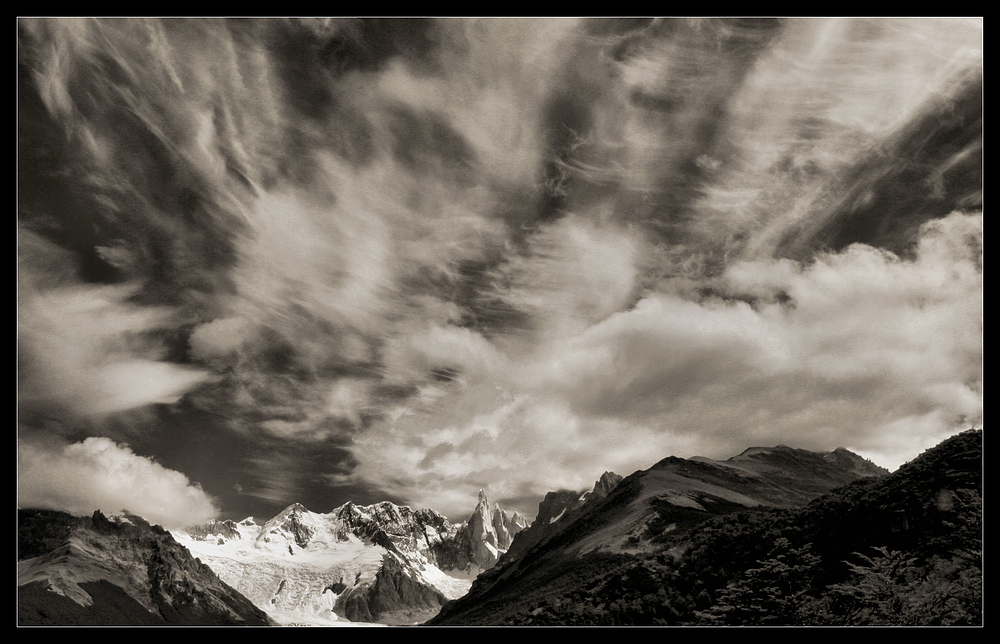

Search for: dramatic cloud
xmin=348 ymin=212 xmax=982 ymax=518
xmin=18 ymin=437 xmax=219 ymax=529
xmin=18 ymin=18 xmax=981 ymax=522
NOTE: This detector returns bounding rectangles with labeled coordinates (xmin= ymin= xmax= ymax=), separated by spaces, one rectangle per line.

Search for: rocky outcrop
xmin=464 ymin=490 xmax=528 ymax=570
xmin=586 ymin=471 xmax=625 ymax=501
xmin=823 ymin=446 xmax=891 ymax=479
xmin=334 ymin=552 xmax=448 ymax=625
xmin=505 ymin=472 xmax=624 ymax=563
xmin=186 ymin=519 xmax=241 ymax=544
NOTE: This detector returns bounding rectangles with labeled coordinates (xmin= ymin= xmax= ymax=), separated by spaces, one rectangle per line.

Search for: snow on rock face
xmin=174 ymin=496 xmax=518 ymax=625
xmin=534 ymin=489 xmax=588 ymax=526
xmin=174 ymin=492 xmax=528 ymax=625
xmin=255 ymin=503 xmax=331 ymax=552
xmin=178 ymin=506 xmax=391 ymax=625
xmin=332 ymin=501 xmax=466 ymax=570
xmin=334 ymin=551 xmax=449 ymax=625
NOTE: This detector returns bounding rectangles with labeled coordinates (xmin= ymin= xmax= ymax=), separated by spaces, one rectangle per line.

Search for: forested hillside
xmin=430 ymin=429 xmax=982 ymax=625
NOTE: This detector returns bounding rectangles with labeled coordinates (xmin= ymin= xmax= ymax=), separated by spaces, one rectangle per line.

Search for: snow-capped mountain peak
xmin=172 ymin=491 xmax=523 ymax=625
xmin=254 ymin=503 xmax=342 ymax=553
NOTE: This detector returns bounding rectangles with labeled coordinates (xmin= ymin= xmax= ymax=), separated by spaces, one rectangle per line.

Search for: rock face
xmin=17 ymin=510 xmax=271 ymax=626
xmin=336 ymin=552 xmax=449 ymax=624
xmin=588 ymin=471 xmax=625 ymax=500
xmin=415 ymin=507 xmax=473 ymax=572
xmin=465 ymin=490 xmax=529 ymax=569
xmin=186 ymin=519 xmax=241 ymax=544
xmin=504 ymin=472 xmax=624 ymax=563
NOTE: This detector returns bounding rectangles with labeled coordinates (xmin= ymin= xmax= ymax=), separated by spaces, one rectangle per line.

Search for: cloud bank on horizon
xmin=18 ymin=437 xmax=219 ymax=530
xmin=18 ymin=18 xmax=982 ymax=523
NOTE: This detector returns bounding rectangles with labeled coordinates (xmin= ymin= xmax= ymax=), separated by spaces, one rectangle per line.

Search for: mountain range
xmin=172 ymin=492 xmax=527 ymax=625
xmin=18 ymin=433 xmax=981 ymax=626
xmin=18 ymin=486 xmax=527 ymax=626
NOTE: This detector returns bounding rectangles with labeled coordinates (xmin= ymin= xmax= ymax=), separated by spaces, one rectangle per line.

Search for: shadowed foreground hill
xmin=428 ymin=430 xmax=981 ymax=625
xmin=18 ymin=510 xmax=272 ymax=626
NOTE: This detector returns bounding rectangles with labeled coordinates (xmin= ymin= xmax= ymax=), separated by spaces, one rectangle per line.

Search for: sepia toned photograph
xmin=18 ymin=17 xmax=982 ymax=627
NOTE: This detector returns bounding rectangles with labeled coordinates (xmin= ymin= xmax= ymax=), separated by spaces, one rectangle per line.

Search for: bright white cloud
xmin=18 ymin=437 xmax=219 ymax=529
xmin=346 ymin=212 xmax=982 ymax=517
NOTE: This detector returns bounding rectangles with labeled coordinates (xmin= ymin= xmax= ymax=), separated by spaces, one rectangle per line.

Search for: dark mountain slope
xmin=18 ymin=509 xmax=271 ymax=626
xmin=429 ymin=431 xmax=980 ymax=625
xmin=503 ymin=472 xmax=624 ymax=564
xmin=674 ymin=429 xmax=983 ymax=625
xmin=429 ymin=442 xmax=894 ymax=625
xmin=19 ymin=580 xmax=169 ymax=626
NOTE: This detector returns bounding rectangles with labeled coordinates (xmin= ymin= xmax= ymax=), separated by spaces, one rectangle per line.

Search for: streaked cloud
xmin=18 ymin=18 xmax=981 ymax=522
xmin=18 ymin=270 xmax=210 ymax=418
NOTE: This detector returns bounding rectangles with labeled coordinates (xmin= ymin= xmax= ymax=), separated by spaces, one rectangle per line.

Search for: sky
xmin=18 ymin=18 xmax=982 ymax=528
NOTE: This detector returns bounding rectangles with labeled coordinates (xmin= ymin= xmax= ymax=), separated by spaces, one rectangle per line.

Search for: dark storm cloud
xmin=19 ymin=18 xmax=982 ymax=522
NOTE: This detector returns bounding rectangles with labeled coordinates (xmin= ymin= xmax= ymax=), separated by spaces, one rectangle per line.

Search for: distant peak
xmin=276 ymin=502 xmax=310 ymax=518
xmin=732 ymin=446 xmax=769 ymax=458
xmin=478 ymin=489 xmax=488 ymax=504
xmin=593 ymin=471 xmax=624 ymax=496
xmin=822 ymin=446 xmax=890 ymax=477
